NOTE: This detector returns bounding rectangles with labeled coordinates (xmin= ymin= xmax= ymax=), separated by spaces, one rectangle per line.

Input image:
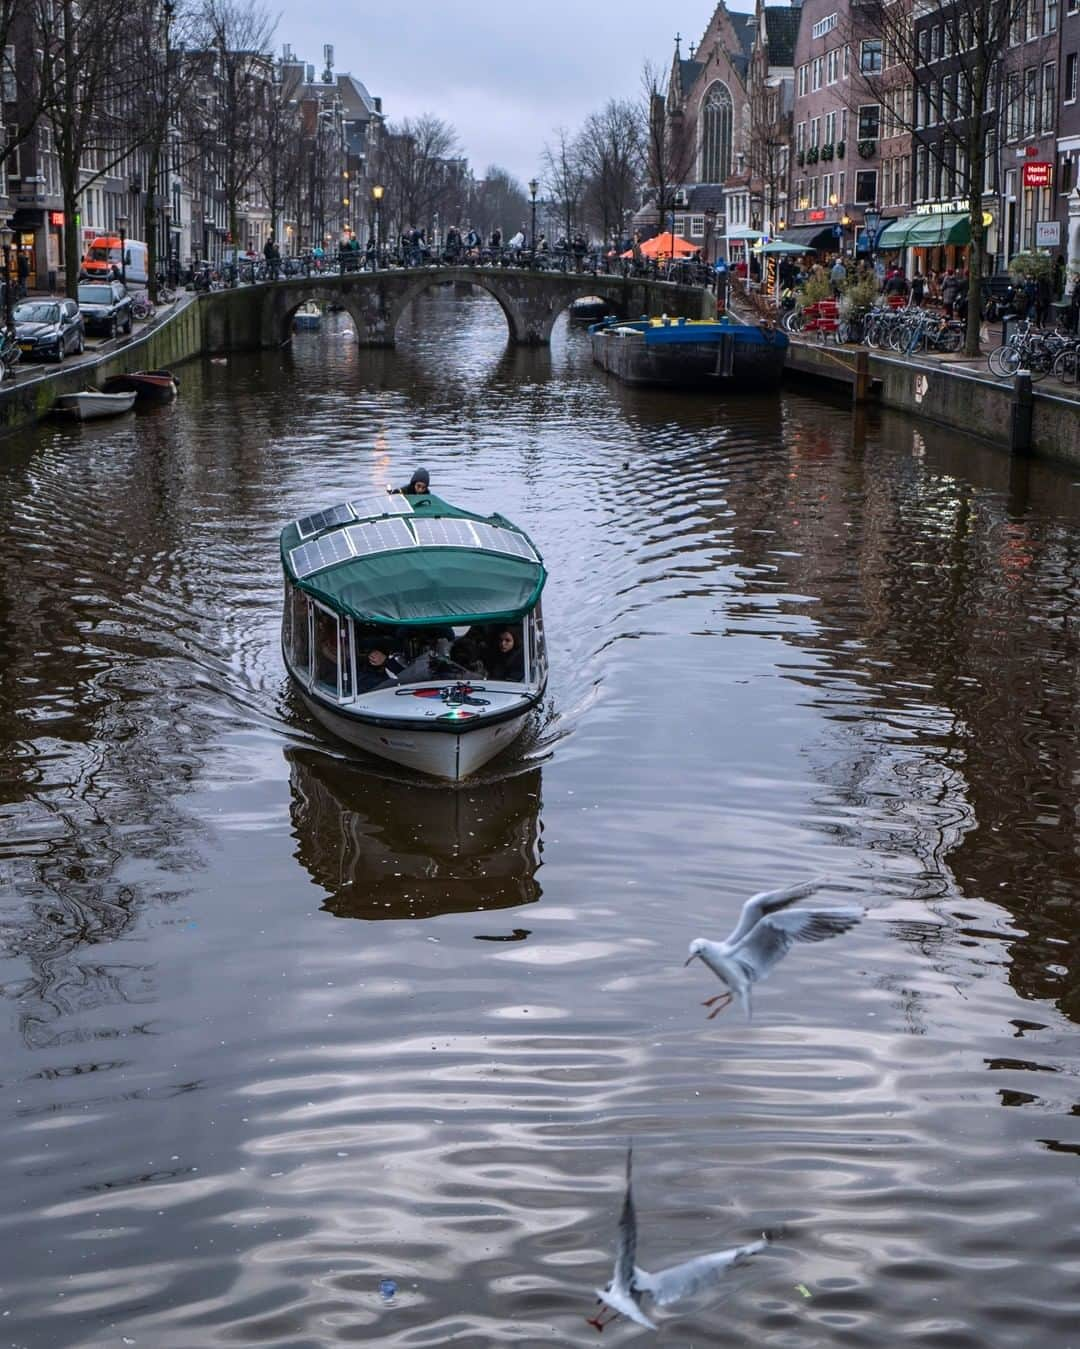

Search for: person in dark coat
xmin=391 ymin=467 xmax=430 ymax=496
xmin=1035 ymin=273 xmax=1052 ymax=327
xmin=488 ymin=628 xmax=525 ymax=681
xmin=354 ymin=645 xmax=403 ymax=694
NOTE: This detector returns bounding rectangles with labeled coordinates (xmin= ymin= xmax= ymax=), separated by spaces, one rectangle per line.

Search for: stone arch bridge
xmin=198 ymin=266 xmax=714 ymax=351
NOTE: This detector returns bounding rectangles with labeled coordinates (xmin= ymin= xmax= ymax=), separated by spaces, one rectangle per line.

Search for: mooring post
xmin=1010 ymin=369 xmax=1033 ymax=454
xmin=852 ymin=349 xmax=870 ymax=405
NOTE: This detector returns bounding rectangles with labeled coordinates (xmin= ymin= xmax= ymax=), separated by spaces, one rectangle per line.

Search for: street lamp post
xmin=863 ymin=203 xmax=881 ymax=267
xmin=372 ymin=184 xmax=384 ymax=270
xmin=0 ymin=223 xmax=13 ymax=337
xmin=116 ymin=214 xmax=128 ymax=285
xmin=528 ymin=177 xmax=538 ymax=252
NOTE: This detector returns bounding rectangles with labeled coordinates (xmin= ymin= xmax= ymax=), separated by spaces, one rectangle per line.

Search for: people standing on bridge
xmin=489 ymin=227 xmax=502 ymax=253
xmin=445 ymin=225 xmax=461 ymax=263
xmin=464 ymin=226 xmax=479 ymax=258
xmin=508 ymin=229 xmax=525 ymax=253
xmin=264 ymin=233 xmax=280 ymax=280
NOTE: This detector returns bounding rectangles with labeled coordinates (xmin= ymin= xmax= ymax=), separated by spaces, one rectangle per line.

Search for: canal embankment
xmin=785 ymin=337 xmax=1080 ymax=465
xmin=3 ymin=289 xmax=1079 ymax=466
xmin=0 ymin=294 xmax=204 ymax=436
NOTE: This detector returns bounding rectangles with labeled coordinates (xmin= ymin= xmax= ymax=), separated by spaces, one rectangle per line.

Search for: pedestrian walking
xmin=15 ymin=248 xmax=29 ymax=298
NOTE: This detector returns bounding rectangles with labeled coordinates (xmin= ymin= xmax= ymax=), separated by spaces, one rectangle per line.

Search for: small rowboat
xmin=101 ymin=369 xmax=179 ymax=402
xmin=53 ymin=389 xmax=137 ymax=420
xmin=293 ymin=301 xmax=322 ymax=330
xmin=280 ymin=492 xmax=548 ymax=780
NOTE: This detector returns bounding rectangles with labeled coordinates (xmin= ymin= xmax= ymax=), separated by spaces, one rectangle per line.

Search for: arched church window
xmin=701 ymin=82 xmax=733 ymax=182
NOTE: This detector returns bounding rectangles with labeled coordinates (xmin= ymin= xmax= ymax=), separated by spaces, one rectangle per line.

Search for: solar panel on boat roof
xmin=344 ymin=516 xmax=415 ymax=557
xmin=289 ymin=527 xmax=356 ymax=579
xmin=412 ymin=517 xmax=479 ymax=549
xmin=471 ymin=522 xmax=538 ymax=561
xmin=295 ymin=501 xmax=356 ymax=540
xmin=350 ymin=493 xmax=413 ymax=520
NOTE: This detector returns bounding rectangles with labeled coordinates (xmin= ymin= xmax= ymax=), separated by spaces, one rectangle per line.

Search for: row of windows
xmin=1002 ymin=64 xmax=1058 ymax=140
xmin=792 ymin=170 xmax=878 ymax=209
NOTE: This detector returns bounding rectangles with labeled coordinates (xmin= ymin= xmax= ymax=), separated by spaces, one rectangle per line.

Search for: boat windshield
xmin=14 ymin=303 xmax=59 ymax=323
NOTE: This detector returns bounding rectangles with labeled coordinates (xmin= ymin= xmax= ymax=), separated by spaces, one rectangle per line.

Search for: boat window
xmin=340 ymin=620 xmax=353 ymax=699
xmin=313 ymin=606 xmax=340 ymax=696
xmin=287 ymin=583 xmax=310 ymax=676
xmin=528 ymin=605 xmax=545 ymax=682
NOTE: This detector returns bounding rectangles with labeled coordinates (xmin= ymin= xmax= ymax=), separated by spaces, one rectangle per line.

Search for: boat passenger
xmin=355 ymin=645 xmax=403 ymax=694
xmin=390 ymin=467 xmax=430 ymax=496
xmin=449 ymin=636 xmax=486 ymax=678
xmin=488 ymin=628 xmax=525 ymax=681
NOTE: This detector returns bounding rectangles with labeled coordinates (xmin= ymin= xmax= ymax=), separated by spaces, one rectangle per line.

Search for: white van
xmin=80 ymin=236 xmax=149 ymax=286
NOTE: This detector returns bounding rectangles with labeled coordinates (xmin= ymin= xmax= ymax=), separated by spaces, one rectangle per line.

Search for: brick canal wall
xmin=785 ymin=340 xmax=1080 ymax=466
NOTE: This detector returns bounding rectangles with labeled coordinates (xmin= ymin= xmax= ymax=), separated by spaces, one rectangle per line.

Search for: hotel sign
xmin=1022 ymin=162 xmax=1052 ymax=188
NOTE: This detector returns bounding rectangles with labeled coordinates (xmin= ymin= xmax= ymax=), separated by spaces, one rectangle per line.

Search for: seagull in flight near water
xmin=588 ymin=1148 xmax=768 ymax=1332
xmin=685 ymin=877 xmax=864 ymax=1020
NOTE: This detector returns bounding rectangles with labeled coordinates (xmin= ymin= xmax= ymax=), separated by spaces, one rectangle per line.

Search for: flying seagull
xmin=685 ymin=877 xmax=864 ymax=1020
xmin=588 ymin=1148 xmax=767 ymax=1332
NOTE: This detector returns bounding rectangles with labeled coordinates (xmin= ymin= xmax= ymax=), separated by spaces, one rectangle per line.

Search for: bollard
xmin=852 ymin=349 xmax=870 ymax=405
xmin=1010 ymin=369 xmax=1033 ymax=454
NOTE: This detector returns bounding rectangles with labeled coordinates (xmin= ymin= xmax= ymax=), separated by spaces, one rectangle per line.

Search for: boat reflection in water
xmin=286 ymin=749 xmax=544 ymax=921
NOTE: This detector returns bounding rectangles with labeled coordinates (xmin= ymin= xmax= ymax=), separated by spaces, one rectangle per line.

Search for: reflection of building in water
xmin=287 ymin=750 xmax=543 ymax=920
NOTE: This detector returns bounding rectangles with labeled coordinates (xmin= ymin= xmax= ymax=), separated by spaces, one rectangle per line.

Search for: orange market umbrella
xmin=621 ymin=231 xmax=698 ymax=260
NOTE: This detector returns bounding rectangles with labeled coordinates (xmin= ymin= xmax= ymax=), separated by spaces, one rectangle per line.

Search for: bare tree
xmin=253 ymin=72 xmax=304 ymax=251
xmin=468 ymin=166 xmax=527 ymax=241
xmin=379 ymin=113 xmax=461 ymax=242
xmin=847 ymin=0 xmax=1026 ymax=355
xmin=640 ymin=60 xmax=699 ymax=242
xmin=191 ymin=0 xmax=277 ymax=248
xmin=542 ymin=128 xmax=586 ymax=244
xmin=127 ymin=1 xmax=206 ymax=296
xmin=36 ymin=0 xmax=151 ymax=294
xmin=577 ymin=99 xmax=644 ymax=244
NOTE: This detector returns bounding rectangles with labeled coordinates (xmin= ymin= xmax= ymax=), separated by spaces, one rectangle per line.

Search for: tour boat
xmin=588 ymin=314 xmax=788 ymax=390
xmin=53 ymin=389 xmax=137 ymax=420
xmin=101 ymin=369 xmax=179 ymax=402
xmin=280 ymin=492 xmax=548 ymax=781
xmin=293 ymin=301 xmax=323 ymax=330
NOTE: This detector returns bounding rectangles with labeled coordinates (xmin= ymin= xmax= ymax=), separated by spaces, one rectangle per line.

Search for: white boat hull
xmin=294 ymin=680 xmax=539 ymax=780
xmin=54 ymin=390 xmax=137 ymax=420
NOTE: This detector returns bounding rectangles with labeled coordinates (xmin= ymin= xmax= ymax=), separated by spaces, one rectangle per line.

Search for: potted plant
xmin=822 ymin=143 xmax=834 ymax=161
xmin=857 ymin=139 xmax=876 ymax=159
xmin=796 ymin=150 xmax=805 ymax=166
xmin=836 ymin=140 xmax=845 ymax=159
xmin=807 ymin=146 xmax=819 ymax=164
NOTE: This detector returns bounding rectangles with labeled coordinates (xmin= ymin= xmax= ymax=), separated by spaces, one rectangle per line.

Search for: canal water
xmin=1 ymin=290 xmax=1078 ymax=1347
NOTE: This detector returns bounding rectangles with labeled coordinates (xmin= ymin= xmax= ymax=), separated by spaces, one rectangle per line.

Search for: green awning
xmin=877 ymin=212 xmax=971 ymax=249
xmin=298 ymin=547 xmax=545 ymax=625
xmin=280 ymin=494 xmax=547 ymax=626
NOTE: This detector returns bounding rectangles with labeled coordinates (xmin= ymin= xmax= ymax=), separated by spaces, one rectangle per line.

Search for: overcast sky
xmin=273 ymin=2 xmax=754 ymax=186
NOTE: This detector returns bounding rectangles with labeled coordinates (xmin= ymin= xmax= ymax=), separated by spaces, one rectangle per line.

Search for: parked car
xmin=77 ymin=281 xmax=134 ymax=338
xmin=12 ymin=298 xmax=85 ymax=361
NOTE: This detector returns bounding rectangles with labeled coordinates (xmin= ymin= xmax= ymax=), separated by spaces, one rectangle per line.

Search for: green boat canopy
xmin=877 ymin=212 xmax=972 ymax=249
xmin=280 ymin=493 xmax=547 ymax=627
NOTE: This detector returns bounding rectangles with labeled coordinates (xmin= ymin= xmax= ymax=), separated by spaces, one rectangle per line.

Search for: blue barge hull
xmin=589 ymin=317 xmax=788 ymax=391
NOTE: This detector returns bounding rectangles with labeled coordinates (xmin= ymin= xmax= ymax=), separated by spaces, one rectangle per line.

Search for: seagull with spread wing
xmin=588 ymin=1148 xmax=768 ymax=1332
xmin=685 ymin=877 xmax=864 ymax=1020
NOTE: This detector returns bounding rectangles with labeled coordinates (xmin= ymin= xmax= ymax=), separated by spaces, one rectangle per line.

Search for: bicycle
xmin=130 ymin=292 xmax=155 ymax=321
xmin=0 ymin=328 xmax=21 ymax=380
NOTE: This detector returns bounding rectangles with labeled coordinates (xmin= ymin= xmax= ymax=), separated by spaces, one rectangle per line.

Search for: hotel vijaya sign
xmin=1022 ymin=162 xmax=1052 ymax=188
